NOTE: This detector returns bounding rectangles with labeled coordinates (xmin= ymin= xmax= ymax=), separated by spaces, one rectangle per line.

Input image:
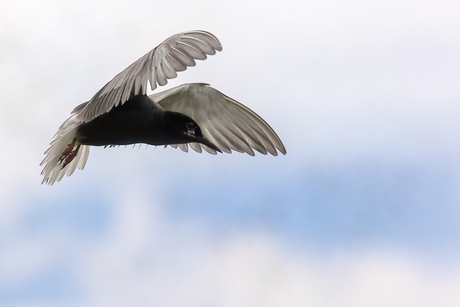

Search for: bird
xmin=40 ymin=30 xmax=286 ymax=185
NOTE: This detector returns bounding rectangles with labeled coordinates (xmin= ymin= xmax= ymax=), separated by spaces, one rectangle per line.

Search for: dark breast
xmin=77 ymin=95 xmax=165 ymax=146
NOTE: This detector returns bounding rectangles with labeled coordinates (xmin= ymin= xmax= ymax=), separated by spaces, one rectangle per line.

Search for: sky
xmin=1 ymin=0 xmax=460 ymax=306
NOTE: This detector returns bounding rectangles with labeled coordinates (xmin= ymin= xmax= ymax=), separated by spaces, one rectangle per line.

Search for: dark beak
xmin=190 ymin=134 xmax=222 ymax=153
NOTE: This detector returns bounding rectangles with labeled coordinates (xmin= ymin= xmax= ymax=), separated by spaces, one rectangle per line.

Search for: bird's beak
xmin=190 ymin=134 xmax=222 ymax=153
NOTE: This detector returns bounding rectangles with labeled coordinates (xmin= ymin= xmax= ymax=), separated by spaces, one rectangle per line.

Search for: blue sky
xmin=1 ymin=0 xmax=460 ymax=306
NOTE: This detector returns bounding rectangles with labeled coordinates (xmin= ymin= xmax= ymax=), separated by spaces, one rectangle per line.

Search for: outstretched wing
xmin=150 ymin=83 xmax=286 ymax=156
xmin=75 ymin=31 xmax=222 ymax=122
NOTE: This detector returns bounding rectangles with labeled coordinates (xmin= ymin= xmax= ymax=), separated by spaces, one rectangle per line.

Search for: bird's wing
xmin=150 ymin=83 xmax=286 ymax=156
xmin=75 ymin=31 xmax=222 ymax=122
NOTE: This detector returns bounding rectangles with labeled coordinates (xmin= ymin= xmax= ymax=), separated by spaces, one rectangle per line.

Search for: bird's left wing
xmin=75 ymin=31 xmax=222 ymax=122
xmin=150 ymin=83 xmax=286 ymax=156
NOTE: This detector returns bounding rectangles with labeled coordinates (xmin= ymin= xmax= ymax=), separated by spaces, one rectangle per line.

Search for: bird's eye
xmin=186 ymin=122 xmax=195 ymax=133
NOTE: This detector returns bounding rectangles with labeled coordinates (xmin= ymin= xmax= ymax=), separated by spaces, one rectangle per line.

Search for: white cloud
xmin=73 ymin=203 xmax=460 ymax=307
xmin=2 ymin=184 xmax=459 ymax=306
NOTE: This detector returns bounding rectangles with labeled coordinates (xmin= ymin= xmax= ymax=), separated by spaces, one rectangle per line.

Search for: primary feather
xmin=151 ymin=83 xmax=286 ymax=156
xmin=75 ymin=31 xmax=221 ymax=123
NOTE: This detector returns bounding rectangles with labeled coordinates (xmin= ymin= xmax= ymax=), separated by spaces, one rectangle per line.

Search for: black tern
xmin=41 ymin=30 xmax=286 ymax=185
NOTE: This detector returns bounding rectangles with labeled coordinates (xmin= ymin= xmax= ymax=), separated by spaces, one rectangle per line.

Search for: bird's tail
xmin=40 ymin=115 xmax=90 ymax=185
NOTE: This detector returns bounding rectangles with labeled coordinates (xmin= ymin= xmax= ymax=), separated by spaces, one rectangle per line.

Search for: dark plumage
xmin=76 ymin=95 xmax=219 ymax=151
xmin=41 ymin=31 xmax=285 ymax=185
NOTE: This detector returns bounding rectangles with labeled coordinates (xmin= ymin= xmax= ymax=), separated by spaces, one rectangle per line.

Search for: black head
xmin=167 ymin=112 xmax=222 ymax=153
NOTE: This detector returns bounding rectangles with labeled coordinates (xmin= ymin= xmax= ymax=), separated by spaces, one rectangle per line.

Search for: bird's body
xmin=77 ymin=95 xmax=170 ymax=147
xmin=41 ymin=31 xmax=286 ymax=185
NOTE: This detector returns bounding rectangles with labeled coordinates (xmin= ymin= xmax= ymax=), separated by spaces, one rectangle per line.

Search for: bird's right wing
xmin=150 ymin=83 xmax=286 ymax=156
xmin=75 ymin=31 xmax=222 ymax=123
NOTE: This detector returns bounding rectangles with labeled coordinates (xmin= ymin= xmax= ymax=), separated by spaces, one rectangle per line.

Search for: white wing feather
xmin=75 ymin=31 xmax=222 ymax=122
xmin=150 ymin=83 xmax=286 ymax=156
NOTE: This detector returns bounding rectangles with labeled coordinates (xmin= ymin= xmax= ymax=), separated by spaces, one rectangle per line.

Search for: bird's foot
xmin=59 ymin=138 xmax=80 ymax=168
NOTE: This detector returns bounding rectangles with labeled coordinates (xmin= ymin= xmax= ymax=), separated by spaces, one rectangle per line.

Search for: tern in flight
xmin=41 ymin=30 xmax=286 ymax=185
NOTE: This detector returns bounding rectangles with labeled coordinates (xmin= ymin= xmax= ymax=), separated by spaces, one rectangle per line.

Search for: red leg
xmin=59 ymin=138 xmax=80 ymax=168
xmin=60 ymin=138 xmax=77 ymax=160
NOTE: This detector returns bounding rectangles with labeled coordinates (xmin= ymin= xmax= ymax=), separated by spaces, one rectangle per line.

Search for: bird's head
xmin=167 ymin=112 xmax=222 ymax=153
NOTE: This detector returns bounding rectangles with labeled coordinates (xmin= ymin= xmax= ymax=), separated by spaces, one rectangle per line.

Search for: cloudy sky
xmin=1 ymin=0 xmax=460 ymax=306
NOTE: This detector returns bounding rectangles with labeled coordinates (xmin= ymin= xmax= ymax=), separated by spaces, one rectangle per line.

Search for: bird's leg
xmin=59 ymin=138 xmax=80 ymax=168
xmin=60 ymin=138 xmax=76 ymax=157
